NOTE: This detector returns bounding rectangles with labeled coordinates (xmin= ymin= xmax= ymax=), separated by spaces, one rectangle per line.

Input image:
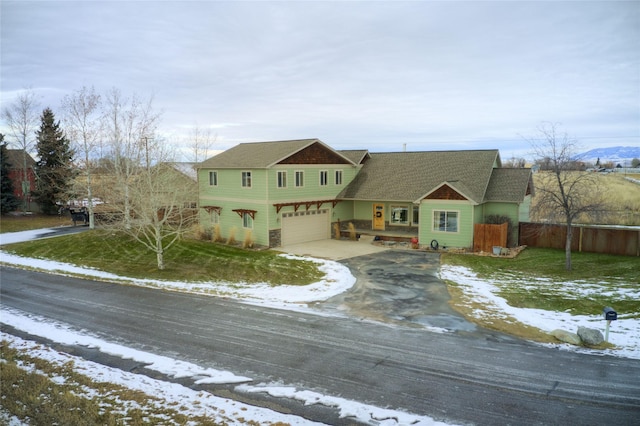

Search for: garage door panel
xmin=282 ymin=209 xmax=329 ymax=245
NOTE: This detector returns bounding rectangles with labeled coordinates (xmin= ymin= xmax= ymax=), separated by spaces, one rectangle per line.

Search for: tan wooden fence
xmin=519 ymin=222 xmax=640 ymax=256
xmin=474 ymin=223 xmax=508 ymax=253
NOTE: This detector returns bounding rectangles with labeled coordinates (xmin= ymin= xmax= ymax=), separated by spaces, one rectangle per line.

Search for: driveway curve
xmin=279 ymin=240 xmax=479 ymax=333
xmin=317 ymin=250 xmax=480 ymax=333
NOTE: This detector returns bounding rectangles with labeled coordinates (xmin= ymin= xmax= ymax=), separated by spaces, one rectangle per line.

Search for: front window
xmin=335 ymin=170 xmax=343 ymax=185
xmin=243 ymin=212 xmax=253 ymax=228
xmin=413 ymin=206 xmax=419 ymax=224
xmin=277 ymin=171 xmax=287 ymax=188
xmin=242 ymin=171 xmax=252 ymax=188
xmin=320 ymin=170 xmax=328 ymax=186
xmin=295 ymin=171 xmax=304 ymax=187
xmin=434 ymin=210 xmax=458 ymax=232
xmin=391 ymin=206 xmax=409 ymax=225
xmin=208 ymin=171 xmax=217 ymax=186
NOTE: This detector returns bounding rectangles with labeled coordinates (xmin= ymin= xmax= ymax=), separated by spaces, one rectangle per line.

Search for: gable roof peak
xmin=198 ymin=138 xmax=357 ymax=168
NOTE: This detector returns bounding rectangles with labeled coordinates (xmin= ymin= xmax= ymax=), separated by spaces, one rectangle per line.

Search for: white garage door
xmin=281 ymin=209 xmax=330 ymax=246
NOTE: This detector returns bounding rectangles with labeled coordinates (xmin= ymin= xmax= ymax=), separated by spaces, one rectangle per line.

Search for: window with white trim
xmin=320 ymin=170 xmax=328 ymax=186
xmin=242 ymin=212 xmax=253 ymax=228
xmin=433 ymin=210 xmax=458 ymax=232
xmin=241 ymin=171 xmax=252 ymax=188
xmin=391 ymin=205 xmax=409 ymax=225
xmin=295 ymin=171 xmax=304 ymax=187
xmin=208 ymin=171 xmax=218 ymax=186
xmin=277 ymin=171 xmax=287 ymax=188
xmin=335 ymin=170 xmax=343 ymax=185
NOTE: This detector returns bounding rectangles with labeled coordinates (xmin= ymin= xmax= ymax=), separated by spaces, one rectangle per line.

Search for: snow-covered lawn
xmin=439 ymin=265 xmax=639 ymax=359
xmin=1 ymin=228 xmax=638 ymax=425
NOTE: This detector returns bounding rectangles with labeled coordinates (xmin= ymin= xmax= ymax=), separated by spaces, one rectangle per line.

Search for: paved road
xmin=1 ymin=266 xmax=639 ymax=425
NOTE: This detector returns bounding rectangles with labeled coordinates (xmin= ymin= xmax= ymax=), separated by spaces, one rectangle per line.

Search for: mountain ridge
xmin=576 ymin=146 xmax=640 ymax=165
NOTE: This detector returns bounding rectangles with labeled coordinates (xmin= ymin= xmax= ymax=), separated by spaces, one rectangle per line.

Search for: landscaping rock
xmin=577 ymin=327 xmax=604 ymax=346
xmin=550 ymin=329 xmax=582 ymax=345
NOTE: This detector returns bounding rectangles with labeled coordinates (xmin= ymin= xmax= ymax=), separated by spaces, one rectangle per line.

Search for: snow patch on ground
xmin=0 ymin=311 xmax=450 ymax=426
xmin=439 ymin=265 xmax=639 ymax=359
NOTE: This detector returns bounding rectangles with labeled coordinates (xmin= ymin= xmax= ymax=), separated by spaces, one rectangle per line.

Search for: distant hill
xmin=577 ymin=146 xmax=640 ymax=166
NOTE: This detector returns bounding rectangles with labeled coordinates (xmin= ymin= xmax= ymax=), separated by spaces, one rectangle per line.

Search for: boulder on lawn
xmin=577 ymin=326 xmax=604 ymax=346
xmin=550 ymin=329 xmax=582 ymax=345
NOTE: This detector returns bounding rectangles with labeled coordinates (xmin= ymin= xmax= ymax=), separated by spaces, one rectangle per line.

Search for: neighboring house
xmin=197 ymin=139 xmax=534 ymax=249
xmin=5 ymin=149 xmax=37 ymax=212
xmin=160 ymin=162 xmax=199 ymax=208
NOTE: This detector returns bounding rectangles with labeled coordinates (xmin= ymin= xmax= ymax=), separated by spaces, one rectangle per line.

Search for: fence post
xmin=579 ymin=226 xmax=583 ymax=253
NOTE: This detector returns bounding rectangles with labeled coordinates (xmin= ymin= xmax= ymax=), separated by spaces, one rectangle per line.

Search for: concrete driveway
xmin=276 ymin=236 xmax=389 ymax=260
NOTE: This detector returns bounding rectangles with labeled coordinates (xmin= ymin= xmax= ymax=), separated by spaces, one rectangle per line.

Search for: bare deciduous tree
xmin=189 ymin=124 xmax=216 ymax=163
xmin=101 ymin=88 xmax=160 ymax=229
xmin=99 ymin=89 xmax=196 ymax=269
xmin=503 ymin=156 xmax=527 ymax=168
xmin=61 ymin=86 xmax=101 ymax=228
xmin=529 ymin=122 xmax=607 ymax=271
xmin=100 ymin=142 xmax=197 ymax=270
xmin=1 ymin=88 xmax=40 ymax=211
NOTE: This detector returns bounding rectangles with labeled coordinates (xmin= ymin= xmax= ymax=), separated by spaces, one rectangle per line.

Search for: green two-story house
xmin=197 ymin=138 xmax=534 ymax=249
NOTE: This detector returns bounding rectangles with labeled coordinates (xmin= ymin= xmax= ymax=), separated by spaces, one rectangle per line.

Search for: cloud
xmin=1 ymin=1 xmax=638 ymax=159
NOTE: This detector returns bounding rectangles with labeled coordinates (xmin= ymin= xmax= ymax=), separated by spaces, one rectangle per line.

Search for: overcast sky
xmin=1 ymin=1 xmax=638 ymax=160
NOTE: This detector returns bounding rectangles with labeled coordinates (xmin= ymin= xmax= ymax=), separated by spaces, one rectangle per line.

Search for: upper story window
xmin=208 ymin=171 xmax=218 ymax=186
xmin=277 ymin=171 xmax=287 ymax=188
xmin=320 ymin=170 xmax=328 ymax=186
xmin=295 ymin=171 xmax=304 ymax=187
xmin=242 ymin=171 xmax=252 ymax=188
xmin=335 ymin=170 xmax=343 ymax=185
xmin=434 ymin=210 xmax=458 ymax=232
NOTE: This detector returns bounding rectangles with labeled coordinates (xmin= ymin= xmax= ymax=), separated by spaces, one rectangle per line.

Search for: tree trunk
xmin=157 ymin=250 xmax=164 ymax=270
xmin=21 ymin=149 xmax=29 ymax=212
xmin=86 ymin=151 xmax=95 ymax=229
xmin=156 ymin=227 xmax=164 ymax=270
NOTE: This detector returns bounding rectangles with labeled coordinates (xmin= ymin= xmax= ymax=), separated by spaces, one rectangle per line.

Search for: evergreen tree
xmin=34 ymin=108 xmax=75 ymax=214
xmin=1 ymin=134 xmax=21 ymax=214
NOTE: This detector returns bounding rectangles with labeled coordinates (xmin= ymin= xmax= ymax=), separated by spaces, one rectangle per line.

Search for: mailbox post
xmin=603 ymin=307 xmax=617 ymax=342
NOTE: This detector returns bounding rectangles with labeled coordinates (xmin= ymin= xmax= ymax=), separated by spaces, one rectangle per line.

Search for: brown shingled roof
xmin=5 ymin=149 xmax=36 ymax=169
xmin=338 ymin=150 xmax=370 ymax=165
xmin=337 ymin=150 xmax=501 ymax=203
xmin=198 ymin=139 xmax=357 ymax=168
xmin=484 ymin=168 xmax=534 ymax=202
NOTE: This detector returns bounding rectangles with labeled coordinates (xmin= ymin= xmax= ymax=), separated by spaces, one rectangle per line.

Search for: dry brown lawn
xmin=531 ymin=172 xmax=640 ymax=225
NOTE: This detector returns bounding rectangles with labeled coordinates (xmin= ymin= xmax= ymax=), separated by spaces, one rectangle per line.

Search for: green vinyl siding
xmin=519 ymin=196 xmax=532 ymax=222
xmin=420 ymin=200 xmax=474 ymax=249
xmin=482 ymin=202 xmax=519 ymax=223
xmin=198 ymin=200 xmax=270 ymax=247
xmin=199 ymin=169 xmax=268 ymax=202
xmin=198 ymin=164 xmax=361 ymax=247
xmin=353 ymin=201 xmax=375 ymax=221
xmin=267 ymin=166 xmax=357 ymax=201
xmin=333 ymin=200 xmax=354 ymax=223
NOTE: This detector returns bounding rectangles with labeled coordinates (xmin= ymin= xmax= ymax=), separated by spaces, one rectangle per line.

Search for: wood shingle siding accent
xmin=198 ymin=139 xmax=357 ymax=169
xmin=426 ymin=184 xmax=467 ymax=201
xmin=278 ymin=142 xmax=352 ymax=165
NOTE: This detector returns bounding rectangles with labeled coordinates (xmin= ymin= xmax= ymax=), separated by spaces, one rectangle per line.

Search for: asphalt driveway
xmin=280 ymin=240 xmax=478 ymax=332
